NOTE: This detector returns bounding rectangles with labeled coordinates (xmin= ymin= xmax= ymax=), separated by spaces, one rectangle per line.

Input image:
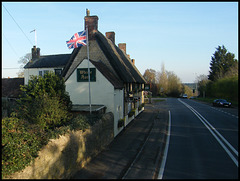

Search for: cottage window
xmin=55 ymin=69 xmax=62 ymax=76
xmin=44 ymin=70 xmax=49 ymax=75
xmin=39 ymin=70 xmax=50 ymax=77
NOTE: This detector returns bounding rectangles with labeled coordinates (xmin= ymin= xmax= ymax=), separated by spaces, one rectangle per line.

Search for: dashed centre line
xmin=211 ymin=107 xmax=238 ymax=119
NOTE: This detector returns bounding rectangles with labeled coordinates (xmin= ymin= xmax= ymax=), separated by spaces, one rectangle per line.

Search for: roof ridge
xmin=114 ymin=44 xmax=146 ymax=84
xmin=95 ymin=31 xmax=136 ymax=83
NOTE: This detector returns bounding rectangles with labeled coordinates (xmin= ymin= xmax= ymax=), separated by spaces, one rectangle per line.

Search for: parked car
xmin=212 ymin=99 xmax=231 ymax=107
xmin=182 ymin=94 xmax=188 ymax=99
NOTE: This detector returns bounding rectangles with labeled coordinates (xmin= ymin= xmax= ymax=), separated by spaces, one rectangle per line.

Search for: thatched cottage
xmin=24 ymin=10 xmax=146 ymax=137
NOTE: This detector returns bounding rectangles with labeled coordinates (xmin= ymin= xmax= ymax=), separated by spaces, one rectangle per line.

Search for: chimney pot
xmin=132 ymin=59 xmax=135 ymax=65
xmin=105 ymin=32 xmax=115 ymax=44
xmin=118 ymin=43 xmax=126 ymax=54
xmin=86 ymin=8 xmax=90 ymax=16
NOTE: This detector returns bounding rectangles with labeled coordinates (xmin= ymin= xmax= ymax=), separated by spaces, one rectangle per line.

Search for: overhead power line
xmin=2 ymin=4 xmax=33 ymax=46
xmin=3 ymin=33 xmax=19 ymax=58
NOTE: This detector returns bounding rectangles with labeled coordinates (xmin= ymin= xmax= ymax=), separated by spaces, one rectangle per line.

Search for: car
xmin=212 ymin=99 xmax=231 ymax=107
xmin=182 ymin=94 xmax=188 ymax=98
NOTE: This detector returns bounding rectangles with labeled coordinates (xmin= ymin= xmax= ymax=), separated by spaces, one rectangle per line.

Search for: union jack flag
xmin=66 ymin=31 xmax=87 ymax=49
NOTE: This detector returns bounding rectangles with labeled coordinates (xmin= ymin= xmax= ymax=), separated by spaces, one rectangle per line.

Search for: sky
xmin=2 ymin=2 xmax=238 ymax=83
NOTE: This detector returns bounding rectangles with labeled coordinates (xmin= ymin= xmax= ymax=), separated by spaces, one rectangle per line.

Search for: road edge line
xmin=158 ymin=110 xmax=171 ymax=179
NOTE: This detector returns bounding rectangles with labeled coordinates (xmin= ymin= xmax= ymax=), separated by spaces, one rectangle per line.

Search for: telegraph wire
xmin=3 ymin=33 xmax=19 ymax=58
xmin=2 ymin=3 xmax=33 ymax=46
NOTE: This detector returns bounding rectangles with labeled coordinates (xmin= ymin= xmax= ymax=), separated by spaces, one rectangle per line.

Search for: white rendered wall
xmin=65 ymin=59 xmax=126 ymax=137
xmin=114 ymin=88 xmax=124 ymax=137
xmin=65 ymin=59 xmax=115 ymax=113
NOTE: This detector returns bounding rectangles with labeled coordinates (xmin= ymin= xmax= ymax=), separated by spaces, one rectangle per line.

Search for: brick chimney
xmin=84 ymin=9 xmax=98 ymax=40
xmin=118 ymin=43 xmax=126 ymax=54
xmin=31 ymin=46 xmax=40 ymax=60
xmin=105 ymin=32 xmax=115 ymax=44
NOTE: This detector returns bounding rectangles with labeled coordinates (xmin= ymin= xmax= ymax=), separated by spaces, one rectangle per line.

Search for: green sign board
xmin=77 ymin=68 xmax=96 ymax=82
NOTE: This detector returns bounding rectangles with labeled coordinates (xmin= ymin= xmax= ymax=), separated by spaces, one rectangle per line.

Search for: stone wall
xmin=5 ymin=112 xmax=114 ymax=179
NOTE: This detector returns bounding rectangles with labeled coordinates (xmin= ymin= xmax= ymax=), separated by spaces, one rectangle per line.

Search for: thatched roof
xmin=90 ymin=60 xmax=124 ymax=89
xmin=62 ymin=30 xmax=146 ymax=85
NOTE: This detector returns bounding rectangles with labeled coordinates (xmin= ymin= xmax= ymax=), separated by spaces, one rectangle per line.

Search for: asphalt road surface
xmin=72 ymin=98 xmax=238 ymax=179
xmin=161 ymin=98 xmax=238 ymax=179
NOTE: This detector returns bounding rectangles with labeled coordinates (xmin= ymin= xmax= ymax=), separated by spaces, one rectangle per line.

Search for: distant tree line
xmin=143 ymin=63 xmax=193 ymax=98
xmin=143 ymin=45 xmax=238 ymax=102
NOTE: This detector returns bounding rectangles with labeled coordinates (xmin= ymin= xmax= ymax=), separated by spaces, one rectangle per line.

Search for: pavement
xmin=71 ymin=101 xmax=169 ymax=179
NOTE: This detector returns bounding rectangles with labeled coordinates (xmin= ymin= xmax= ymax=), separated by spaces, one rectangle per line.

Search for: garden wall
xmin=5 ymin=112 xmax=114 ymax=179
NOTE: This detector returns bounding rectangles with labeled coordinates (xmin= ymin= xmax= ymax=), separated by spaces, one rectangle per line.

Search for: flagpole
xmin=86 ymin=26 xmax=92 ymax=114
xmin=35 ymin=29 xmax=37 ymax=47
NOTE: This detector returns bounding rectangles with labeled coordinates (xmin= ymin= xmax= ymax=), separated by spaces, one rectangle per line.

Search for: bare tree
xmin=17 ymin=53 xmax=31 ymax=77
xmin=196 ymin=74 xmax=209 ymax=98
xmin=157 ymin=63 xmax=168 ymax=96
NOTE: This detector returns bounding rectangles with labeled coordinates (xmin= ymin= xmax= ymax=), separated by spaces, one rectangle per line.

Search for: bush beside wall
xmin=4 ymin=112 xmax=114 ymax=179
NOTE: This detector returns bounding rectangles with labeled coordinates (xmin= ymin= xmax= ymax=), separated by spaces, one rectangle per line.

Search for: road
xmin=161 ymin=98 xmax=238 ymax=179
xmin=71 ymin=98 xmax=238 ymax=179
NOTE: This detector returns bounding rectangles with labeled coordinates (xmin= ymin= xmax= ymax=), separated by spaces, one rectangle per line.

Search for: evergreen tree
xmin=17 ymin=72 xmax=72 ymax=130
xmin=208 ymin=45 xmax=237 ymax=81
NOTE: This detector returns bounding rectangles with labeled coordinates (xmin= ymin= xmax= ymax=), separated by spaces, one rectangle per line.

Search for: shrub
xmin=18 ymin=72 xmax=72 ymax=111
xmin=70 ymin=115 xmax=90 ymax=131
xmin=2 ymin=114 xmax=43 ymax=177
xmin=16 ymin=72 xmax=72 ymax=130
xmin=2 ymin=113 xmax=90 ymax=178
xmin=17 ymin=94 xmax=71 ymax=131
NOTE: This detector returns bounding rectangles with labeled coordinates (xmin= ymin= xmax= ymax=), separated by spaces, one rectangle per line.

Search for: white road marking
xmin=158 ymin=110 xmax=171 ymax=179
xmin=211 ymin=107 xmax=238 ymax=119
xmin=179 ymin=99 xmax=238 ymax=167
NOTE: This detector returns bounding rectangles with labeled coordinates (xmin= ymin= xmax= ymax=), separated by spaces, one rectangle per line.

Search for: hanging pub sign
xmin=77 ymin=68 xmax=96 ymax=82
